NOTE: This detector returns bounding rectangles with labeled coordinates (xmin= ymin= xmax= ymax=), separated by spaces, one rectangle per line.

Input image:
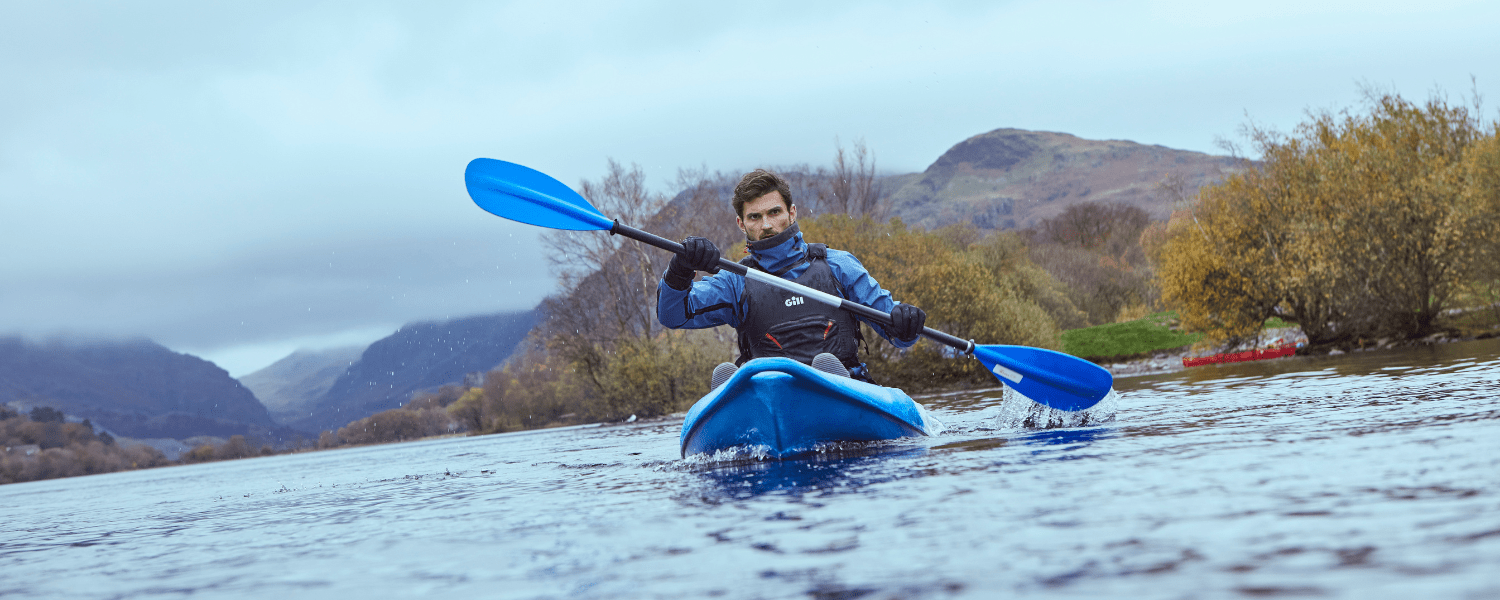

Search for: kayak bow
xmin=680 ymin=357 xmax=935 ymax=459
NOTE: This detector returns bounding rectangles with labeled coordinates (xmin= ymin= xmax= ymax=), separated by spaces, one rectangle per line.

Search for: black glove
xmin=890 ymin=303 xmax=926 ymax=342
xmin=664 ymin=236 xmax=720 ymax=290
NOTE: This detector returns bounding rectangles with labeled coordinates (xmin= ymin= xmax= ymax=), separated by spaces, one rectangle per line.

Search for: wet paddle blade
xmin=464 ymin=158 xmax=613 ymax=231
xmin=974 ymin=345 xmax=1113 ymax=411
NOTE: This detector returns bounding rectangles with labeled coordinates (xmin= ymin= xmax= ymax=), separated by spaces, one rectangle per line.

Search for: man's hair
xmin=733 ymin=169 xmax=793 ymax=217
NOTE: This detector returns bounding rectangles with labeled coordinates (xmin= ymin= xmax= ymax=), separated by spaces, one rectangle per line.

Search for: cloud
xmin=2 ymin=225 xmax=549 ymax=345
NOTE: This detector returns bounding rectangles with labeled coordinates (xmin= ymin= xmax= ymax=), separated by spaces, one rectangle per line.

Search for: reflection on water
xmin=2 ymin=338 xmax=1497 ymax=599
xmin=1123 ymin=335 xmax=1500 ymax=390
xmin=1014 ymin=426 xmax=1114 ymax=449
xmin=691 ymin=447 xmax=928 ymax=501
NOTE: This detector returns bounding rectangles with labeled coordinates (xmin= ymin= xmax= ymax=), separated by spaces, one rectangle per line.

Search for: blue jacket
xmin=656 ymin=223 xmax=917 ymax=349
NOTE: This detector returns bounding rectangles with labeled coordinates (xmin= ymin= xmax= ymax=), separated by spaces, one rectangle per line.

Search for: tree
xmin=801 ymin=215 xmax=1062 ymax=390
xmin=337 ymin=409 xmax=423 ymax=445
xmin=218 ymin=435 xmax=251 ymax=459
xmin=29 ymin=406 xmax=65 ymax=423
xmin=533 ymin=163 xmax=739 ymax=418
xmin=1460 ymin=131 xmax=1500 ymax=323
xmin=542 ymin=159 xmax=672 ymax=346
xmin=822 ymin=137 xmax=888 ymax=219
xmin=1160 ymin=90 xmax=1500 ymax=345
xmin=445 ymin=387 xmax=487 ymax=432
xmin=1034 ymin=201 xmax=1151 ymax=254
xmin=1022 ymin=201 xmax=1158 ymax=325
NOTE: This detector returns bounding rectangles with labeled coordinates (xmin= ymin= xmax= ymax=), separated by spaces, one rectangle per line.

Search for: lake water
xmin=3 ymin=339 xmax=1498 ymax=599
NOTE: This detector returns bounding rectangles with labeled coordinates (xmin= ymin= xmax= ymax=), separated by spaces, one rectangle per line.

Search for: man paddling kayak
xmin=656 ymin=169 xmax=928 ymax=384
xmin=466 ymin=158 xmax=1112 ymax=411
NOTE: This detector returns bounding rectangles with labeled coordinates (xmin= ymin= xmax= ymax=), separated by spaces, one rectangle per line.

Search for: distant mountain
xmin=0 ymin=337 xmax=285 ymax=441
xmin=288 ymin=309 xmax=539 ymax=433
xmin=239 ymin=346 xmax=365 ymax=425
xmin=886 ymin=128 xmax=1245 ymax=230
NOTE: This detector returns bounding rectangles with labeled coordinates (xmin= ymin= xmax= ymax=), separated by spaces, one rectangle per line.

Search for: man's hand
xmin=890 ymin=303 xmax=927 ymax=342
xmin=664 ymin=237 xmax=720 ymax=290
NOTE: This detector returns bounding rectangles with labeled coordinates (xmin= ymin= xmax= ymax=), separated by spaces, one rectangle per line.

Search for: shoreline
xmin=1103 ymin=326 xmax=1500 ymax=379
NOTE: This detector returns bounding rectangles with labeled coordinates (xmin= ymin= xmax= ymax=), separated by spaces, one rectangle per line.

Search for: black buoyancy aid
xmin=736 ymin=244 xmax=864 ymax=368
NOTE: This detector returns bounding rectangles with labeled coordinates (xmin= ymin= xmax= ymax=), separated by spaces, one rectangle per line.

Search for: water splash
xmin=677 ymin=444 xmax=775 ymax=467
xmin=994 ymin=385 xmax=1119 ymax=430
xmin=913 ymin=401 xmax=947 ymax=435
xmin=678 ymin=434 xmax=931 ymax=467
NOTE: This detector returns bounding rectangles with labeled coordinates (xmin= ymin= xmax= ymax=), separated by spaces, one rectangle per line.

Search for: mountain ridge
xmin=886 ymin=128 xmax=1244 ymax=230
xmin=239 ymin=346 xmax=365 ymax=425
xmin=0 ymin=337 xmax=286 ymax=441
xmin=287 ymin=309 xmax=539 ymax=433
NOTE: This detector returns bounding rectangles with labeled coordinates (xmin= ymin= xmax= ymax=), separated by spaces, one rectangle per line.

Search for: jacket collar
xmin=746 ymin=221 xmax=806 ymax=274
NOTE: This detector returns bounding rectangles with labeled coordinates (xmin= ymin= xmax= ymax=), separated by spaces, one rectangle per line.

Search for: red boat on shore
xmin=1182 ymin=345 xmax=1298 ymax=367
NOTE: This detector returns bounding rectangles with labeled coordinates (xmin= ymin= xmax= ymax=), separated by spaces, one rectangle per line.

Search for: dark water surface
xmin=4 ymin=340 xmax=1499 ymax=599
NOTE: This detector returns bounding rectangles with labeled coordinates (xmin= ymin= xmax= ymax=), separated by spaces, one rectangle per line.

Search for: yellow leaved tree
xmin=1160 ymin=91 xmax=1500 ymax=346
xmin=802 ymin=215 xmax=1061 ymax=390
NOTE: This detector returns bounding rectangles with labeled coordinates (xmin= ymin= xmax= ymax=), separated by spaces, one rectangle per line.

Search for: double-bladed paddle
xmin=464 ymin=158 xmax=1114 ymax=411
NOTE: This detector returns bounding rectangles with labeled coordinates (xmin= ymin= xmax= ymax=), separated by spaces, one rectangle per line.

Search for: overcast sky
xmin=3 ymin=0 xmax=1496 ymax=376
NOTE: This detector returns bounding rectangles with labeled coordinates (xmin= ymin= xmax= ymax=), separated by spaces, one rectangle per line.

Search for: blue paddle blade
xmin=973 ymin=345 xmax=1113 ymax=411
xmin=464 ymin=158 xmax=614 ymax=231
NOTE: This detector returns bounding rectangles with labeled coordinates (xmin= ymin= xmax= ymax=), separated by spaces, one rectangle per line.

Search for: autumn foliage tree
xmin=1159 ymin=91 xmax=1500 ymax=346
xmin=1036 ymin=202 xmax=1152 ymax=253
xmin=1026 ymin=201 xmax=1156 ymax=325
xmin=2 ymin=406 xmax=171 ymax=485
xmin=1462 ymin=132 xmax=1500 ymax=321
xmin=801 ymin=216 xmax=1063 ymax=390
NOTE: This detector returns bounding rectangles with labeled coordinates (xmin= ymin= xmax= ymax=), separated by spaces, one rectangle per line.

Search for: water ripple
xmin=2 ymin=339 xmax=1498 ymax=598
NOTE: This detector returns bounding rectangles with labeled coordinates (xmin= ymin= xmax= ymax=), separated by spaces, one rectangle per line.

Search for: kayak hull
xmin=680 ymin=357 xmax=932 ymax=459
xmin=1182 ymin=346 xmax=1297 ymax=367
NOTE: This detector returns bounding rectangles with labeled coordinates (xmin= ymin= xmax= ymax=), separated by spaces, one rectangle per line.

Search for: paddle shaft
xmin=464 ymin=158 xmax=1112 ymax=410
xmin=609 ymin=221 xmax=977 ymax=354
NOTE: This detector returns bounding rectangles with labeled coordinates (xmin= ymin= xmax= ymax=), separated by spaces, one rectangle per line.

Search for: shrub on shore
xmin=1159 ymin=90 xmax=1500 ymax=347
xmin=1 ymin=408 xmax=172 ymax=485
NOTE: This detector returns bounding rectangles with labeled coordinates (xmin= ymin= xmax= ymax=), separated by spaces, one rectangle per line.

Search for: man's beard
xmin=749 ymin=222 xmax=790 ymax=242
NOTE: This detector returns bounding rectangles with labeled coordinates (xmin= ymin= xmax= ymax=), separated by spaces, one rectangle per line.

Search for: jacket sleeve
xmin=656 ymin=270 xmax=743 ymax=330
xmin=825 ymin=250 xmax=917 ymax=349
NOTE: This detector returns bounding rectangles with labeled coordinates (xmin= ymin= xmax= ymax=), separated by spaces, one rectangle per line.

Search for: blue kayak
xmin=680 ymin=357 xmax=935 ymax=459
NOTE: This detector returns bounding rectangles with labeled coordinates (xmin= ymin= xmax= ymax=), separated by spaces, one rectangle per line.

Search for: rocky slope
xmin=886 ymin=128 xmax=1245 ymax=230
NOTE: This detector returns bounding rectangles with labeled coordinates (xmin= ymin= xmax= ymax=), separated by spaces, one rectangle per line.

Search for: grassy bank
xmin=1442 ymin=303 xmax=1500 ymax=339
xmin=1061 ymin=312 xmax=1202 ymax=362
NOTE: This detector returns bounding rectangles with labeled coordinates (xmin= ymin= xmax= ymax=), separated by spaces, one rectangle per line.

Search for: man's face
xmin=737 ymin=191 xmax=796 ymax=242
